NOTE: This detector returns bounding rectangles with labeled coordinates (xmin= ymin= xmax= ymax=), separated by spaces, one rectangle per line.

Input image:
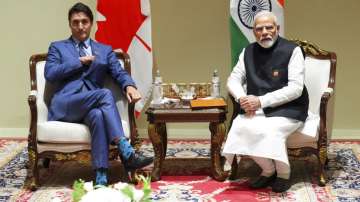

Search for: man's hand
xmin=79 ymin=56 xmax=95 ymax=66
xmin=239 ymin=95 xmax=261 ymax=112
xmin=126 ymin=86 xmax=141 ymax=103
xmin=245 ymin=110 xmax=256 ymax=118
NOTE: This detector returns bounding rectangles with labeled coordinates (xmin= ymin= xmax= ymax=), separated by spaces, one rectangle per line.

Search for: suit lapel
xmin=91 ymin=39 xmax=100 ymax=57
xmin=64 ymin=38 xmax=79 ymax=58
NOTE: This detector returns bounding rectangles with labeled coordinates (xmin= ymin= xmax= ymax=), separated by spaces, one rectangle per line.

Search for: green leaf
xmin=121 ymin=186 xmax=134 ymax=201
xmin=72 ymin=179 xmax=86 ymax=202
xmin=138 ymin=175 xmax=152 ymax=202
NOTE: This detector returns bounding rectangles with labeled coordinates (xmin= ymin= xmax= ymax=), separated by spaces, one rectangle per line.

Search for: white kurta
xmin=222 ymin=46 xmax=306 ymax=166
xmin=223 ymin=110 xmax=302 ymax=166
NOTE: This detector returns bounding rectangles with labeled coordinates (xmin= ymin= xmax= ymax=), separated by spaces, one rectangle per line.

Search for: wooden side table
xmin=145 ymin=102 xmax=228 ymax=181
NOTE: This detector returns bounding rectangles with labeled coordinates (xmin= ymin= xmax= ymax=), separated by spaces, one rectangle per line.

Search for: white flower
xmin=83 ymin=181 xmax=94 ymax=192
xmin=113 ymin=183 xmax=144 ymax=201
xmin=51 ymin=197 xmax=62 ymax=202
xmin=113 ymin=182 xmax=129 ymax=190
xmin=73 ymin=177 xmax=151 ymax=202
xmin=80 ymin=187 xmax=131 ymax=202
xmin=132 ymin=188 xmax=144 ymax=202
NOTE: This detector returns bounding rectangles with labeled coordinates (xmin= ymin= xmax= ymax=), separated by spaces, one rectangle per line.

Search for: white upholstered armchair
xmin=229 ymin=39 xmax=337 ymax=186
xmin=27 ymin=51 xmax=140 ymax=190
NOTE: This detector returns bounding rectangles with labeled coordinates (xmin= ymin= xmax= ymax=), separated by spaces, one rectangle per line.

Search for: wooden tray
xmin=190 ymin=98 xmax=227 ymax=109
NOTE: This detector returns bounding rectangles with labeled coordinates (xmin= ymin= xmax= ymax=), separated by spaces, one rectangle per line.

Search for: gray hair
xmin=253 ymin=10 xmax=278 ymax=27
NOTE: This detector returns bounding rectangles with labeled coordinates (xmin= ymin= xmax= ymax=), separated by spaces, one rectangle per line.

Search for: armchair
xmin=27 ymin=50 xmax=140 ymax=190
xmin=228 ymin=40 xmax=337 ymax=186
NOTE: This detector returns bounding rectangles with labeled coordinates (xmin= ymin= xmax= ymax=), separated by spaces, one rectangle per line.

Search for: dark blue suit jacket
xmin=44 ymin=38 xmax=135 ymax=121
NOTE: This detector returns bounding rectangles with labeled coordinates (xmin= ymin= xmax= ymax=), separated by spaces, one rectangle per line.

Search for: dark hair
xmin=68 ymin=2 xmax=94 ymax=23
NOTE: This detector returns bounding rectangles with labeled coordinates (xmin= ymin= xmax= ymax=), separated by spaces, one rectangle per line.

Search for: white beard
xmin=257 ymin=35 xmax=278 ymax=48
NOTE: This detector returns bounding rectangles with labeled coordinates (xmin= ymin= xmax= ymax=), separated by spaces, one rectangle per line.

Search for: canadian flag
xmin=96 ymin=0 xmax=153 ymax=117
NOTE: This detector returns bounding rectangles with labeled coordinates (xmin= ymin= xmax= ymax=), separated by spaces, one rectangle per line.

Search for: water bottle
xmin=152 ymin=69 xmax=163 ymax=104
xmin=211 ymin=69 xmax=220 ymax=98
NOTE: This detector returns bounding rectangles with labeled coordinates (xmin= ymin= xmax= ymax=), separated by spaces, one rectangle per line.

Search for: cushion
xmin=284 ymin=56 xmax=331 ymax=149
xmin=36 ymin=61 xmax=130 ymax=124
xmin=37 ymin=143 xmax=91 ymax=153
xmin=35 ymin=58 xmax=131 ymax=144
xmin=37 ymin=143 xmax=118 ymax=153
xmin=304 ymin=57 xmax=331 ymax=114
xmin=287 ymin=131 xmax=318 ymax=149
xmin=37 ymin=120 xmax=130 ymax=143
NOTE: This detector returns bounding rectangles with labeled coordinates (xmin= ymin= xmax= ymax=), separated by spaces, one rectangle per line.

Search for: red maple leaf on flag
xmin=278 ymin=0 xmax=284 ymax=7
xmin=96 ymin=0 xmax=146 ymax=52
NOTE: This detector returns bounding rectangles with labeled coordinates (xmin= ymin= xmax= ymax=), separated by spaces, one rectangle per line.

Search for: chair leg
xmin=317 ymin=149 xmax=327 ymax=186
xmin=26 ymin=149 xmax=39 ymax=190
xmin=229 ymin=155 xmax=238 ymax=180
xmin=324 ymin=157 xmax=329 ymax=169
xmin=33 ymin=158 xmax=40 ymax=190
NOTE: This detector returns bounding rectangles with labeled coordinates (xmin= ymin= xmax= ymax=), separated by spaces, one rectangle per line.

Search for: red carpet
xmin=151 ymin=175 xmax=267 ymax=202
xmin=0 ymin=139 xmax=359 ymax=201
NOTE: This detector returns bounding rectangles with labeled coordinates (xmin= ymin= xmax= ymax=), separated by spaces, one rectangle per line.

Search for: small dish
xmin=180 ymin=95 xmax=196 ymax=105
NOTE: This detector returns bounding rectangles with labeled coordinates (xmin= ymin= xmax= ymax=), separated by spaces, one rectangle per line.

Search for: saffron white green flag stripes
xmin=230 ymin=0 xmax=285 ymax=67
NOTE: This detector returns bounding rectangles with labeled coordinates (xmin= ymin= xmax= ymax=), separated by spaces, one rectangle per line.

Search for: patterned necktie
xmin=79 ymin=41 xmax=90 ymax=91
xmin=79 ymin=42 xmax=87 ymax=57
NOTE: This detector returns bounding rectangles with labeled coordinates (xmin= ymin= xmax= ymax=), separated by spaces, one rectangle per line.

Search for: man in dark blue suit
xmin=45 ymin=2 xmax=153 ymax=186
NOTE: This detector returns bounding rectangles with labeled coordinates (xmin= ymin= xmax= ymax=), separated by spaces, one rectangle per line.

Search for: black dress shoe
xmin=249 ymin=173 xmax=277 ymax=189
xmin=272 ymin=177 xmax=291 ymax=193
xmin=123 ymin=153 xmax=153 ymax=171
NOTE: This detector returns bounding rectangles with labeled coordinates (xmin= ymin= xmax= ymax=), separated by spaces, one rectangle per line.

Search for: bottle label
xmin=152 ymin=84 xmax=163 ymax=104
xmin=212 ymin=83 xmax=220 ymax=97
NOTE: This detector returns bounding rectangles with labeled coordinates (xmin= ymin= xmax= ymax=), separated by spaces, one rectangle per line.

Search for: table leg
xmin=148 ymin=123 xmax=164 ymax=181
xmin=159 ymin=123 xmax=167 ymax=160
xmin=209 ymin=122 xmax=228 ymax=181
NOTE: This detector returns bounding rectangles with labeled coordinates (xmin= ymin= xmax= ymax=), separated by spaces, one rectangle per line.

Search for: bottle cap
xmin=212 ymin=70 xmax=219 ymax=83
xmin=155 ymin=69 xmax=162 ymax=83
xmin=213 ymin=69 xmax=218 ymax=77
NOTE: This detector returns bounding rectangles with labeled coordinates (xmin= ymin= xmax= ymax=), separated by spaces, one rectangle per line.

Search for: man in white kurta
xmin=222 ymin=11 xmax=309 ymax=193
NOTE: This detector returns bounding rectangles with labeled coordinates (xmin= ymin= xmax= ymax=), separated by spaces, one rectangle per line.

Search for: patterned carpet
xmin=0 ymin=139 xmax=359 ymax=202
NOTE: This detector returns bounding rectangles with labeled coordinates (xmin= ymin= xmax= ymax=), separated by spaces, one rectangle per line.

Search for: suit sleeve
xmin=44 ymin=43 xmax=84 ymax=82
xmin=107 ymin=48 xmax=136 ymax=91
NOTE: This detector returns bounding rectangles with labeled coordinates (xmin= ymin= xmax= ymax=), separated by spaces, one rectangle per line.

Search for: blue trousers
xmin=62 ymin=88 xmax=125 ymax=169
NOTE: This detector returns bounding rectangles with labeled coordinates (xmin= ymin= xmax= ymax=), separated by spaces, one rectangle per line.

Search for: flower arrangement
xmin=72 ymin=176 xmax=152 ymax=202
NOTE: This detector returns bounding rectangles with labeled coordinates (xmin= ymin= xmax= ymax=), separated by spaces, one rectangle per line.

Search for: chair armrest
xmin=320 ymin=89 xmax=333 ymax=107
xmin=324 ymin=87 xmax=333 ymax=95
xmin=320 ymin=89 xmax=334 ymax=112
xmin=28 ymin=91 xmax=38 ymax=151
xmin=228 ymin=93 xmax=241 ymax=130
xmin=28 ymin=91 xmax=37 ymax=108
xmin=318 ymin=89 xmax=335 ymax=148
xmin=127 ymin=102 xmax=141 ymax=149
xmin=30 ymin=90 xmax=38 ymax=97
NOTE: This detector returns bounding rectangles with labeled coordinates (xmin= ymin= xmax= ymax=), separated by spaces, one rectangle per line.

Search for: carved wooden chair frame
xmin=27 ymin=50 xmax=141 ymax=190
xmin=228 ymin=39 xmax=337 ymax=186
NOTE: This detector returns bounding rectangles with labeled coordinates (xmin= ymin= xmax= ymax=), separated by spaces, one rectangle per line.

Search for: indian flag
xmin=230 ymin=0 xmax=285 ymax=67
